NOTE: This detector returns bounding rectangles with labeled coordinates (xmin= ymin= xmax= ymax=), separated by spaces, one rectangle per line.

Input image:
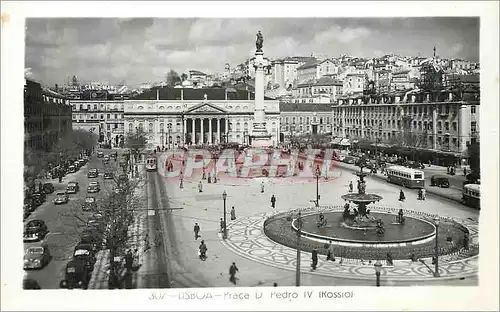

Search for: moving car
xmin=343 ymin=156 xmax=356 ymax=164
xmin=24 ymin=244 xmax=51 ymax=270
xmin=110 ymin=151 xmax=118 ymax=159
xmin=29 ymin=193 xmax=46 ymax=207
xmin=75 ymin=242 xmax=99 ymax=255
xmin=73 ymin=249 xmax=96 ymax=272
xmin=82 ymin=196 xmax=97 ymax=211
xmin=42 ymin=183 xmax=55 ymax=194
xmin=87 ymin=181 xmax=100 ymax=193
xmin=103 ymin=172 xmax=114 ymax=179
xmin=97 ymin=151 xmax=104 ymax=158
xmin=60 ymin=259 xmax=90 ymax=289
xmin=66 ymin=181 xmax=80 ymax=194
xmin=23 ymin=220 xmax=48 ymax=242
xmin=430 ymin=175 xmax=450 ymax=188
xmin=54 ymin=192 xmax=69 ymax=205
xmin=88 ymin=168 xmax=99 ymax=178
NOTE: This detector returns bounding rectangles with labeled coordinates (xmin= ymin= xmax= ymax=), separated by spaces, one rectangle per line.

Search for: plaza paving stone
xmin=162 ymin=156 xmax=479 ymax=286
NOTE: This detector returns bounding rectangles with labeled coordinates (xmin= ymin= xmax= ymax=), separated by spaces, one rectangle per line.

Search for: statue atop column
xmin=256 ymin=31 xmax=264 ymax=52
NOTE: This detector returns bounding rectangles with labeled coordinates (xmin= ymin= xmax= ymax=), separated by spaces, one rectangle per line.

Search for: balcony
xmin=112 ymin=128 xmax=124 ymax=134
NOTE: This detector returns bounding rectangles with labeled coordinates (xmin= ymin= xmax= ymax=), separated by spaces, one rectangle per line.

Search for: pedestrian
xmin=180 ymin=178 xmax=184 ymax=189
xmin=125 ymin=249 xmax=133 ymax=272
xmin=399 ymin=189 xmax=405 ymax=202
xmin=133 ymin=248 xmax=140 ymax=268
xmin=261 ymin=181 xmax=265 ymax=193
xmin=386 ymin=252 xmax=393 ymax=266
xmin=155 ymin=228 xmax=162 ymax=247
xmin=463 ymin=233 xmax=470 ymax=249
xmin=220 ymin=218 xmax=225 ymax=233
xmin=194 ymin=223 xmax=200 ymax=240
xmin=349 ymin=181 xmax=353 ymax=193
xmin=143 ymin=233 xmax=150 ymax=251
xmin=230 ymin=206 xmax=236 ymax=221
xmin=273 ymin=282 xmax=278 ymax=287
xmin=199 ymin=240 xmax=207 ymax=261
xmin=38 ymin=182 xmax=43 ymax=193
xmin=421 ymin=188 xmax=426 ymax=200
xmin=326 ymin=241 xmax=335 ymax=262
xmin=311 ymin=248 xmax=318 ymax=270
xmin=270 ymin=195 xmax=276 ymax=209
xmin=198 ymin=181 xmax=203 ymax=193
xmin=418 ymin=188 xmax=423 ymax=200
xmin=229 ymin=262 xmax=239 ymax=285
xmin=202 ymin=167 xmax=206 ymax=180
xmin=463 ymin=167 xmax=467 ymax=176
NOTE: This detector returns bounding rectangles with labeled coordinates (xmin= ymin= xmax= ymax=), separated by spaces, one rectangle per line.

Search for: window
xmin=437 ymin=121 xmax=442 ymax=130
xmin=471 ymin=105 xmax=476 ymax=114
xmin=292 ymin=117 xmax=296 ymax=124
xmin=299 ymin=117 xmax=303 ymax=124
xmin=138 ymin=123 xmax=144 ymax=132
xmin=320 ymin=118 xmax=323 ymax=124
xmin=128 ymin=124 xmax=133 ymax=132
xmin=452 ymin=122 xmax=457 ymax=131
xmin=107 ymin=124 xmax=111 ymax=130
xmin=114 ymin=114 xmax=118 ymax=119
xmin=445 ymin=122 xmax=449 ymax=131
xmin=93 ymin=104 xmax=97 ymax=110
xmin=149 ymin=123 xmax=154 ymax=133
xmin=306 ymin=117 xmax=310 ymax=123
xmin=72 ymin=114 xmax=77 ymax=120
xmin=471 ymin=121 xmax=477 ymax=132
xmin=107 ymin=114 xmax=110 ymax=119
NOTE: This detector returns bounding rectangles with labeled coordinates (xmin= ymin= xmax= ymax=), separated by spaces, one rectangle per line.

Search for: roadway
xmin=24 ymin=150 xmax=120 ymax=289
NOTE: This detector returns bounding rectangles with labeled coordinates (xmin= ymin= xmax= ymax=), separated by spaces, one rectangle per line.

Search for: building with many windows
xmin=24 ymin=78 xmax=72 ymax=150
xmin=331 ymin=90 xmax=480 ymax=154
xmin=291 ymin=77 xmax=343 ymax=103
xmin=279 ymin=103 xmax=333 ymax=143
xmin=124 ymin=87 xmax=280 ymax=147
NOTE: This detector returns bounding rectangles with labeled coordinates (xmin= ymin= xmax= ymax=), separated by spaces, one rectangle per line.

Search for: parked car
xmin=24 ymin=198 xmax=36 ymax=212
xmin=87 ymin=181 xmax=100 ymax=193
xmin=23 ymin=219 xmax=49 ymax=242
xmin=96 ymin=151 xmax=104 ymax=158
xmin=343 ymin=156 xmax=356 ymax=164
xmin=23 ymin=205 xmax=31 ymax=220
xmin=103 ymin=172 xmax=114 ymax=180
xmin=54 ymin=192 xmax=69 ymax=205
xmin=29 ymin=193 xmax=46 ymax=207
xmin=60 ymin=259 xmax=90 ymax=289
xmin=82 ymin=196 xmax=97 ymax=211
xmin=74 ymin=243 xmax=97 ymax=261
xmin=67 ymin=165 xmax=77 ymax=174
xmin=24 ymin=244 xmax=51 ymax=270
xmin=430 ymin=175 xmax=450 ymax=188
xmin=87 ymin=168 xmax=99 ymax=178
xmin=23 ymin=277 xmax=41 ymax=289
xmin=336 ymin=155 xmax=346 ymax=162
xmin=66 ymin=181 xmax=80 ymax=194
xmin=42 ymin=183 xmax=55 ymax=194
xmin=110 ymin=151 xmax=118 ymax=159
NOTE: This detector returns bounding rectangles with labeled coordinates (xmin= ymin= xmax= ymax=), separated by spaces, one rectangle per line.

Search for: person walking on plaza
xmin=311 ymin=248 xmax=318 ymax=270
xmin=463 ymin=167 xmax=467 ymax=176
xmin=220 ymin=218 xmax=225 ymax=233
xmin=349 ymin=181 xmax=353 ymax=193
xmin=194 ymin=223 xmax=200 ymax=240
xmin=230 ymin=206 xmax=236 ymax=221
xmin=270 ymin=195 xmax=276 ymax=209
xmin=326 ymin=241 xmax=335 ymax=262
xmin=125 ymin=249 xmax=133 ymax=273
xmin=421 ymin=188 xmax=426 ymax=200
xmin=261 ymin=181 xmax=265 ymax=193
xmin=399 ymin=189 xmax=405 ymax=202
xmin=229 ymin=262 xmax=239 ymax=285
xmin=199 ymin=240 xmax=207 ymax=261
xmin=198 ymin=181 xmax=203 ymax=193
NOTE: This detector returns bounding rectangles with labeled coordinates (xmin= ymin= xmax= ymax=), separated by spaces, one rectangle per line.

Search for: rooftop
xmin=297 ymin=58 xmax=319 ymax=70
xmin=279 ymin=103 xmax=332 ymax=112
xmin=130 ymin=86 xmax=274 ymax=101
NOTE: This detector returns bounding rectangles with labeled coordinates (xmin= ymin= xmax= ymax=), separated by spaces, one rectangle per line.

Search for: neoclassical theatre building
xmin=124 ymin=87 xmax=280 ymax=148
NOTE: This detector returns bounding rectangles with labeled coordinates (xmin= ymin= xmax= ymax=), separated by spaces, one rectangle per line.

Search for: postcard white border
xmin=1 ymin=1 xmax=498 ymax=311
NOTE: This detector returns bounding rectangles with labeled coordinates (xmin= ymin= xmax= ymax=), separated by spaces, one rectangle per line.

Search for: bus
xmin=386 ymin=165 xmax=425 ymax=189
xmin=145 ymin=157 xmax=157 ymax=172
xmin=462 ymin=184 xmax=480 ymax=209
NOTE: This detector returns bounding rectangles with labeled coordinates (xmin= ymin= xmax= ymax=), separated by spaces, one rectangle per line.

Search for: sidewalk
xmin=161 ymin=164 xmax=478 ymax=287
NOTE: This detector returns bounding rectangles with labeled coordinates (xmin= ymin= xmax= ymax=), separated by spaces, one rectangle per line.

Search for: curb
xmin=333 ymin=161 xmax=464 ymax=205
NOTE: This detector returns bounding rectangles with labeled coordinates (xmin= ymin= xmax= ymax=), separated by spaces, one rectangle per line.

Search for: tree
xmin=166 ymin=70 xmax=181 ymax=86
xmin=125 ymin=128 xmax=148 ymax=162
xmin=60 ymin=160 xmax=145 ymax=288
xmin=181 ymin=73 xmax=188 ymax=81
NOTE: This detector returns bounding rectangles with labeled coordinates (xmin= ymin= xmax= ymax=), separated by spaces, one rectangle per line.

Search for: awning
xmin=340 ymin=139 xmax=351 ymax=146
xmin=331 ymin=137 xmax=343 ymax=145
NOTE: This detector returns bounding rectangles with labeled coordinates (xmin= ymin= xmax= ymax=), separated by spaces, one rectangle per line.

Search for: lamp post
xmin=222 ymin=190 xmax=227 ymax=239
xmin=374 ymin=260 xmax=382 ymax=287
xmin=167 ymin=123 xmax=172 ymax=151
xmin=295 ymin=210 xmax=302 ymax=287
xmin=315 ymin=168 xmax=320 ymax=207
xmin=434 ymin=216 xmax=440 ymax=277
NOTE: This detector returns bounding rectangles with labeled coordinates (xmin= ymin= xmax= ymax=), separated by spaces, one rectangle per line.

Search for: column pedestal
xmin=250 ymin=50 xmax=272 ymax=147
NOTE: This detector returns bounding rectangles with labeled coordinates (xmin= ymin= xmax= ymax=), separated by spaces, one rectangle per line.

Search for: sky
xmin=25 ymin=17 xmax=479 ymax=88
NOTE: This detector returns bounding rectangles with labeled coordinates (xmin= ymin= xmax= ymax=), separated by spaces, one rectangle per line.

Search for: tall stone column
xmin=249 ymin=31 xmax=272 ymax=147
xmin=183 ymin=118 xmax=187 ymax=145
xmin=200 ymin=118 xmax=205 ymax=144
xmin=192 ymin=118 xmax=196 ymax=144
xmin=208 ymin=118 xmax=213 ymax=144
xmin=432 ymin=106 xmax=438 ymax=149
xmin=217 ymin=118 xmax=221 ymax=144
xmin=360 ymin=108 xmax=365 ymax=139
xmin=225 ymin=118 xmax=229 ymax=143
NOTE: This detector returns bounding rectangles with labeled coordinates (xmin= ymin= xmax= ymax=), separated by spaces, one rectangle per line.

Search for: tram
xmin=145 ymin=157 xmax=157 ymax=172
xmin=386 ymin=165 xmax=425 ymax=189
xmin=462 ymin=184 xmax=480 ymax=209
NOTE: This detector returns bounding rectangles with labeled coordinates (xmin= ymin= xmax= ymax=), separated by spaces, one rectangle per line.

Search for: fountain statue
xmin=341 ymin=155 xmax=384 ymax=231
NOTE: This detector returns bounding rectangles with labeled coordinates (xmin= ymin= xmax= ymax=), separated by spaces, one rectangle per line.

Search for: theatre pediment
xmin=186 ymin=102 xmax=227 ymax=114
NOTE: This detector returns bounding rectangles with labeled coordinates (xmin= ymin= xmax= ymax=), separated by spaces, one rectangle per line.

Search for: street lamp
xmin=296 ymin=211 xmax=302 ymax=287
xmin=315 ymin=168 xmax=321 ymax=207
xmin=222 ymin=190 xmax=227 ymax=239
xmin=374 ymin=260 xmax=382 ymax=287
xmin=167 ymin=123 xmax=172 ymax=151
xmin=434 ymin=216 xmax=440 ymax=277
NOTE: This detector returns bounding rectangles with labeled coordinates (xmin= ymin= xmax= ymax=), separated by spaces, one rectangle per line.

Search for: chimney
xmin=156 ymin=88 xmax=159 ymax=100
xmin=55 ymin=84 xmax=58 ymax=92
xmin=181 ymin=88 xmax=184 ymax=101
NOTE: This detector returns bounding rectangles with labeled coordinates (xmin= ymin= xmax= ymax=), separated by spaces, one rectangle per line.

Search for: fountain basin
xmin=292 ymin=211 xmax=436 ymax=248
xmin=341 ymin=193 xmax=383 ymax=203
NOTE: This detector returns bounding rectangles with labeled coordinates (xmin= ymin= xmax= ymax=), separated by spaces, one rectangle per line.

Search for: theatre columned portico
xmin=183 ymin=102 xmax=230 ymax=145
